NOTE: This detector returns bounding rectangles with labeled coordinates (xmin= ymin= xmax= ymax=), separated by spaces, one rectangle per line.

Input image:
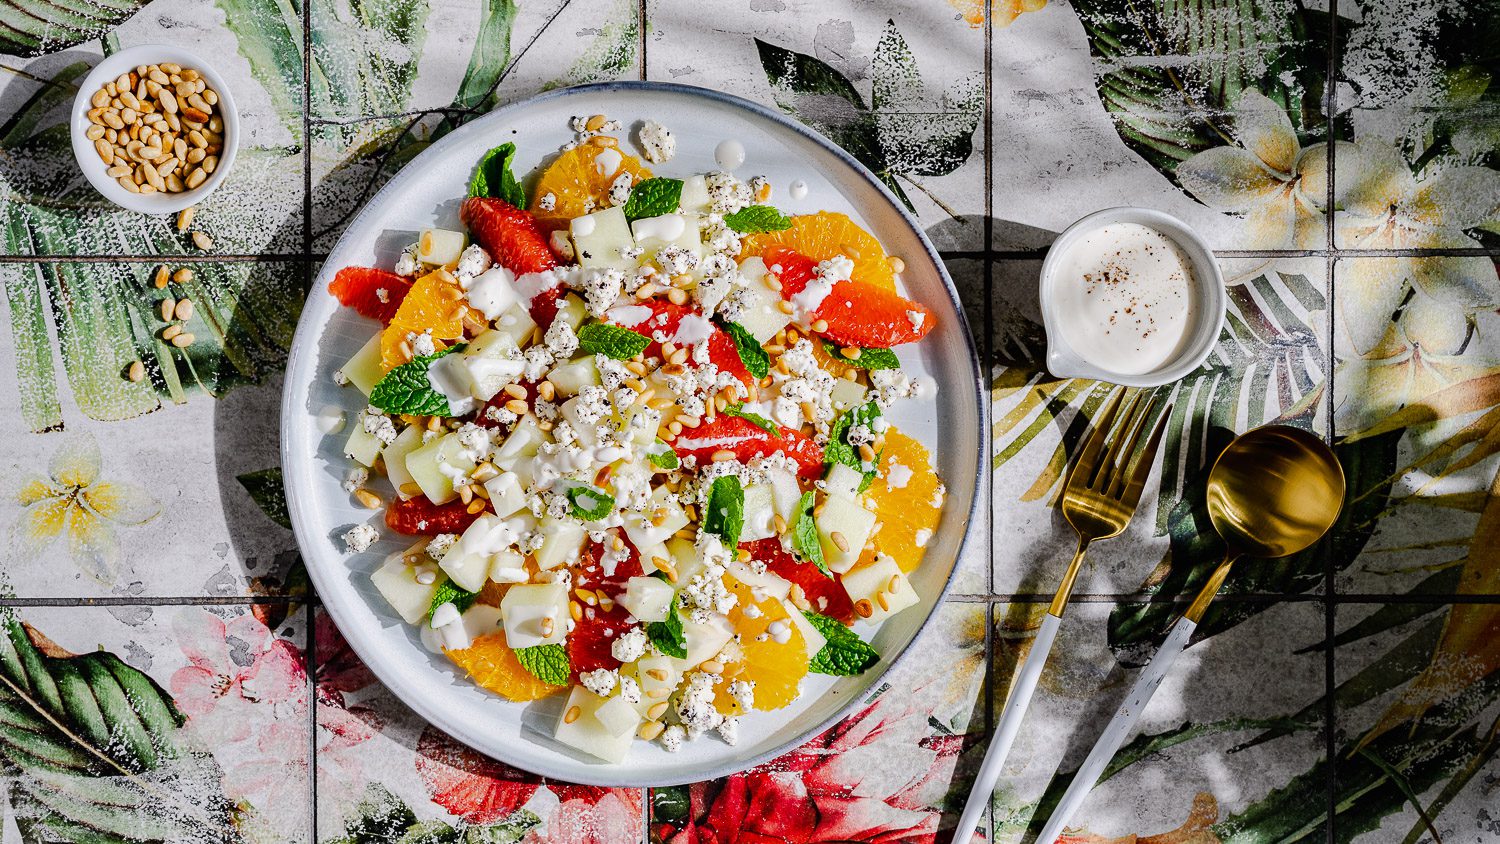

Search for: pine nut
xmin=186 ymin=147 xmax=205 ymax=164
xmin=502 ymin=383 xmax=527 ymax=400
xmin=174 ymin=299 xmax=194 ymax=321
xmin=504 ymin=399 xmax=528 ymax=414
xmin=85 ymin=124 xmax=105 ymax=141
xmin=172 ymin=268 xmax=194 ymax=283
xmin=153 ymin=266 xmax=170 ymax=289
xmin=157 ymin=158 xmax=179 ymax=178
xmin=182 ymin=106 xmax=210 ymax=123
xmin=166 ymin=173 xmax=184 ymax=192
xmin=711 ymin=449 xmax=736 ymax=462
xmin=638 ymin=721 xmax=665 ymax=740
xmin=106 ymin=164 xmax=130 ymax=178
xmin=118 ymin=175 xmax=140 ymax=193
xmin=159 ymin=298 xmax=176 ymax=322
xmin=126 ymin=360 xmax=145 ymax=382
xmin=90 ymin=89 xmax=110 ymax=108
xmin=192 ymin=231 xmax=213 ymax=251
xmin=186 ymin=167 xmax=206 ymax=189
xmin=876 ymin=591 xmax=890 ymax=611
xmin=854 ymin=599 xmax=874 ymax=619
xmin=812 ymin=319 xmax=829 ymax=333
xmin=700 ymin=660 xmax=724 ymax=675
xmin=831 ymin=531 xmax=850 ymax=552
xmin=888 ymin=256 xmax=905 ymax=273
xmin=537 ymin=380 xmax=555 ymax=401
xmin=159 ymin=89 xmax=178 ymax=113
xmin=777 ymin=300 xmax=795 ymax=314
xmin=563 ymin=705 xmax=581 ymax=724
xmin=121 ymin=107 xmax=138 ymax=124
xmin=162 ymin=324 xmax=182 ymax=340
xmin=541 ymin=616 xmax=556 ymax=637
xmin=203 ymin=89 xmax=218 ymax=106
xmin=589 ymin=135 xmax=617 ymax=148
xmin=176 ymin=207 xmax=195 ymax=232
xmin=94 ymin=139 xmax=114 ymax=164
xmin=887 ymin=574 xmax=901 ymax=593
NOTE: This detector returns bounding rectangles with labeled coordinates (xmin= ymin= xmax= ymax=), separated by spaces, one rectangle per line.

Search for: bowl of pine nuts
xmin=70 ymin=44 xmax=238 ymax=214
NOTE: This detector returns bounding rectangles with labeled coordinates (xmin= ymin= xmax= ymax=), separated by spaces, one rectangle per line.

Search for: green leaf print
xmin=0 ymin=613 xmax=234 ymax=842
xmin=236 ymin=468 xmax=292 ymax=529
xmin=0 ymin=0 xmax=146 ymax=57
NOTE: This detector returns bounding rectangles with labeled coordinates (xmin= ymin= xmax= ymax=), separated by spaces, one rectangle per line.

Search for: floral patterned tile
xmin=0 ymin=602 xmax=312 ymax=843
xmin=649 ymin=600 xmax=987 ymax=843
xmin=991 ymin=258 xmax=1330 ymax=596
xmin=1331 ymin=600 xmax=1500 ymax=842
xmin=312 ymin=610 xmax=646 ymax=843
xmin=988 ymin=598 xmax=1329 ymax=842
xmin=0 ymin=260 xmax=303 ymax=597
xmin=645 ymin=0 xmax=987 ymax=251
xmin=1332 ymin=2 xmax=1500 ymax=252
xmin=988 ymin=1 xmax=1334 ymax=252
xmin=0 ymin=0 xmax=306 ymax=256
xmin=1330 ymin=257 xmax=1500 ymax=596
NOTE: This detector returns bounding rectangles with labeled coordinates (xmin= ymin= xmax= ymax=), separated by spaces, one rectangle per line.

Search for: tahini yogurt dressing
xmin=1051 ymin=223 xmax=1197 ymax=376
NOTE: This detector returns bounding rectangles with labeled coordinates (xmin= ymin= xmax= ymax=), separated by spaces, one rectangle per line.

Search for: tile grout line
xmin=307 ymin=602 xmax=320 ymax=842
xmin=303 ymin=0 xmax=319 ymax=832
xmin=1324 ymin=3 xmax=1340 ymax=839
xmin=982 ymin=1 xmax=997 ymax=838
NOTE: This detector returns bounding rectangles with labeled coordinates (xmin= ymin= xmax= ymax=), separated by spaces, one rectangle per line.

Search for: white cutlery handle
xmin=950 ymin=612 xmax=1063 ymax=844
xmin=1032 ymin=615 xmax=1197 ymax=844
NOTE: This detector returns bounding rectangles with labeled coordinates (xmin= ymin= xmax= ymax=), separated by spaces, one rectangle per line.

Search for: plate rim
xmin=280 ymin=79 xmax=987 ymax=786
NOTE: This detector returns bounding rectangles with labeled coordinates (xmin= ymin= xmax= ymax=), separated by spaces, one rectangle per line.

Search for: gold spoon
xmin=1034 ymin=425 xmax=1344 ymax=844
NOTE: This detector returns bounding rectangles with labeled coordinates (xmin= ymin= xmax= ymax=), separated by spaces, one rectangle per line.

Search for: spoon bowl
xmin=1205 ymin=426 xmax=1345 ymax=559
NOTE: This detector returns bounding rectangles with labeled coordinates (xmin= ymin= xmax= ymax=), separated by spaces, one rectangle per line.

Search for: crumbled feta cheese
xmin=375 ymin=288 xmax=389 ymax=303
xmin=544 ymin=319 xmax=580 ymax=358
xmin=580 ymin=668 xmax=619 ymax=697
xmin=638 ymin=120 xmax=676 ymax=163
xmin=728 ymin=679 xmax=755 ymax=710
xmin=410 ymin=329 xmax=437 ymax=358
xmin=748 ymin=174 xmax=770 ymax=202
xmin=455 ymin=422 xmax=493 ymax=460
xmin=455 ymin=244 xmax=493 ymax=281
xmin=427 ymin=533 xmax=458 ymax=559
xmin=361 ymin=410 xmax=398 ymax=446
xmin=523 ymin=346 xmax=556 ymax=381
xmin=655 ymin=245 xmax=698 ymax=276
xmin=539 ymin=192 xmax=557 ymax=211
xmin=677 ymin=671 xmax=724 ymax=737
xmin=485 ymin=405 xmax=519 ymax=426
xmin=341 ymin=523 xmax=378 ymax=553
xmin=341 ymin=467 xmax=368 ymax=493
xmin=578 ymin=268 xmax=626 ymax=317
xmin=332 ymin=369 xmax=349 ymax=386
xmin=618 ymin=674 xmax=642 ymax=704
xmin=705 ymin=171 xmax=751 ymax=214
xmin=393 ymin=243 xmax=420 ymax=277
xmin=870 ymin=369 xmax=918 ymax=408
xmin=607 ymin=171 xmax=634 ymax=207
xmin=717 ymin=716 xmax=739 ymax=746
xmin=611 ymin=627 xmax=648 ymax=663
xmin=907 ymin=309 xmax=925 ymax=330
xmin=660 ymin=725 xmax=686 ymax=752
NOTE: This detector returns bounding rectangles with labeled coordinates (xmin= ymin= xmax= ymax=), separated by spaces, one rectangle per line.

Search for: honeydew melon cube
xmin=418 ymin=228 xmax=467 ymax=266
xmin=500 ymin=581 xmax=568 ymax=648
xmin=493 ymin=418 xmax=544 ymax=489
xmin=635 ymin=654 xmax=681 ymax=701
xmin=482 ymin=471 xmax=527 ymax=518
xmin=740 ymin=484 xmax=777 ymax=542
xmin=727 ymin=561 xmax=791 ymax=601
xmin=371 ymin=553 xmax=438 ymax=625
xmin=383 ymin=426 xmax=423 ymax=499
xmin=343 ymin=424 xmax=383 ymax=468
xmin=631 ymin=213 xmax=704 ymax=264
xmin=461 ymin=331 xmax=525 ymax=401
xmin=594 ymin=693 xmax=642 ymax=739
xmin=678 ymin=175 xmax=711 ymax=214
xmin=817 ymin=494 xmax=876 ymax=574
xmin=571 ymin=206 xmax=636 ymax=272
xmin=492 ymin=303 xmax=537 ymax=346
xmin=824 ymin=464 xmax=866 ymax=501
xmin=840 ymin=554 xmax=918 ymax=623
xmin=340 ymin=334 xmax=385 ymax=395
xmin=619 ymin=576 xmax=674 ymax=622
xmin=682 ymin=611 xmax=734 ymax=667
xmin=667 ymin=537 xmax=705 ymax=586
xmin=623 ymin=487 xmax=690 ymax=553
xmin=534 ymin=517 xmax=587 ymax=570
xmin=620 ymin=402 xmax=661 ymax=447
xmin=765 ymin=468 xmax=802 ymax=526
xmin=440 ymin=514 xmax=516 ymax=592
xmin=553 ymin=293 xmax=589 ymax=335
xmin=782 ymin=600 xmax=827 ymax=657
xmin=405 ymin=432 xmax=475 ymax=505
xmin=830 ymin=378 xmax=869 ymax=413
xmin=554 ymin=686 xmax=634 ymax=763
xmin=489 ymin=549 xmax=528 ymax=584
xmin=548 ymin=356 xmax=600 ymax=397
xmin=732 ymin=257 xmax=793 ymax=343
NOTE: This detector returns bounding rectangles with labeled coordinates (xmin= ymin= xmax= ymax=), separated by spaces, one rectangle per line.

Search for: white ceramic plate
xmin=281 ymin=82 xmax=983 ymax=786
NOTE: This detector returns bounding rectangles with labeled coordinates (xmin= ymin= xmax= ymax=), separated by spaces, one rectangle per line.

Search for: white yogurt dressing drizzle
xmin=715 ymin=139 xmax=745 ymax=170
xmin=788 ymin=179 xmax=808 ymax=200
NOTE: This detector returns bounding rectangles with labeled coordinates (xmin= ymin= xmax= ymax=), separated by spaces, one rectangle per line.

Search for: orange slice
xmin=715 ymin=575 xmax=807 ymax=715
xmin=379 ymin=270 xmax=466 ymax=371
xmin=530 ymin=144 xmax=652 ymax=233
xmin=446 ymin=630 xmax=562 ymax=702
xmin=861 ymin=427 xmax=944 ymax=573
xmin=740 ymin=211 xmax=896 ymax=291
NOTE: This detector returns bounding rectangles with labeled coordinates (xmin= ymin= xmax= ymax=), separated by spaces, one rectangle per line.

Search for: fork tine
xmin=1065 ymin=388 xmax=1125 ymax=493
xmin=1102 ymin=395 xmax=1155 ymax=496
xmin=1094 ymin=392 xmax=1145 ymax=491
xmin=1115 ymin=401 xmax=1171 ymax=507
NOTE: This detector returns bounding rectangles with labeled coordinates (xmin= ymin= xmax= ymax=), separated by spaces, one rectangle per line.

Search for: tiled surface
xmin=0 ymin=0 xmax=1497 ymax=842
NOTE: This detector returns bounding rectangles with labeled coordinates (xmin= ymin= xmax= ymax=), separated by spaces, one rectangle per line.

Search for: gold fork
xmin=952 ymin=389 xmax=1169 ymax=844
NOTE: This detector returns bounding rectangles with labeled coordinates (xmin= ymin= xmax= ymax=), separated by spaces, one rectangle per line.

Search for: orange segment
xmin=379 ymin=270 xmax=466 ymax=371
xmin=530 ymin=143 xmax=652 ymax=233
xmin=715 ymin=575 xmax=807 ymax=715
xmin=447 ymin=630 xmax=563 ymax=702
xmin=740 ymin=211 xmax=896 ymax=291
xmin=861 ymin=427 xmax=944 ymax=573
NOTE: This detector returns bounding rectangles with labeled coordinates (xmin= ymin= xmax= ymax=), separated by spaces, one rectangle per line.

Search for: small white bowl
xmin=70 ymin=44 xmax=239 ymax=215
xmin=1039 ymin=207 xmax=1225 ymax=387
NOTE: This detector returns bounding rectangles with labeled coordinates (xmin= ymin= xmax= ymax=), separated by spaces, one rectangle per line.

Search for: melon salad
xmin=327 ymin=116 xmax=945 ymax=762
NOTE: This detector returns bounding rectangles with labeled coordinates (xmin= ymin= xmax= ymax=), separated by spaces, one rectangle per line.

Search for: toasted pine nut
xmin=354 ymin=489 xmax=381 ymax=509
xmin=170 ymin=332 xmax=194 ymax=348
xmin=811 ymin=319 xmax=829 ymax=333
xmin=172 ymin=267 xmax=194 ymax=284
xmin=589 ymin=135 xmax=617 ymax=148
xmin=876 ymin=591 xmax=890 ymax=611
xmin=106 ymin=164 xmax=131 ymax=178
xmin=700 ymin=660 xmax=724 ymax=675
xmin=830 ymin=531 xmax=850 ymax=552
xmin=777 ymin=300 xmax=795 ymax=314
xmin=192 ymin=231 xmax=212 ymax=251
xmin=176 ymin=207 xmax=195 ymax=232
xmin=94 ymin=139 xmax=114 ymax=164
xmin=118 ymin=175 xmax=140 ymax=193
xmin=85 ymin=124 xmax=106 ymax=141
xmin=537 ymin=380 xmax=556 ymax=401
xmin=175 ymin=298 xmax=194 ymax=321
xmin=563 ymin=705 xmax=581 ymax=724
xmin=502 ymin=383 xmax=527 ymax=400
xmin=711 ymin=449 xmax=736 ymax=462
xmin=126 ymin=360 xmax=146 ymax=382
xmin=504 ymin=399 xmax=528 ymax=415
xmin=159 ymin=89 xmax=178 ymax=113
xmin=638 ymin=720 xmax=665 ymax=740
xmin=854 ymin=599 xmax=874 ymax=618
xmin=186 ymin=167 xmax=206 ymax=189
xmin=158 ymin=297 xmax=176 ymax=322
xmin=585 ymin=114 xmax=608 ymax=131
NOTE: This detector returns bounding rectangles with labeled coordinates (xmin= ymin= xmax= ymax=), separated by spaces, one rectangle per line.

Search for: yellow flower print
xmin=1176 ymin=89 xmax=1347 ymax=254
xmin=15 ymin=433 xmax=160 ymax=583
xmin=947 ymin=0 xmax=1047 ymax=29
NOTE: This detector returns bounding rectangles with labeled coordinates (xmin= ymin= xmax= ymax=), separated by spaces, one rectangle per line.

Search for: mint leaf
xmin=623 ymin=177 xmax=683 ymax=222
xmin=825 ymin=401 xmax=882 ymax=490
xmin=469 ymin=142 xmax=527 ymax=208
xmin=791 ymin=491 xmax=828 ymax=576
xmin=428 ymin=577 xmax=478 ymax=626
xmin=578 ymin=322 xmax=651 ymax=360
xmin=645 ymin=596 xmax=687 ymax=658
xmin=720 ymin=321 xmax=770 ymax=379
xmin=703 ymin=475 xmax=745 ymax=548
xmin=514 ymin=644 xmax=570 ymax=686
xmin=724 ymin=205 xmax=792 ymax=233
xmin=567 ymin=484 xmax=615 ymax=521
xmin=821 ymin=339 xmax=900 ymax=371
xmin=724 ymin=403 xmax=780 ymax=437
xmin=369 ymin=343 xmax=467 ymax=416
xmin=647 ymin=438 xmax=680 ymax=470
xmin=803 ymin=610 xmax=879 ymax=675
